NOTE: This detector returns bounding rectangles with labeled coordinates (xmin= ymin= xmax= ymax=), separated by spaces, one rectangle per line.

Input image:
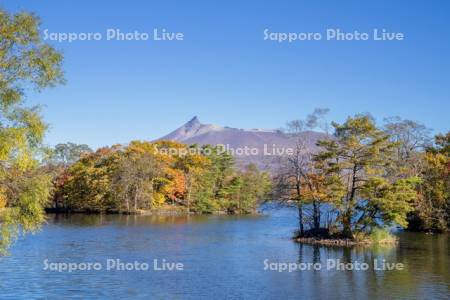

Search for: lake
xmin=0 ymin=208 xmax=449 ymax=299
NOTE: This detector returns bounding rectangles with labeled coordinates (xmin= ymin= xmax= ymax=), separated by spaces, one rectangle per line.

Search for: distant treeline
xmin=47 ymin=141 xmax=271 ymax=214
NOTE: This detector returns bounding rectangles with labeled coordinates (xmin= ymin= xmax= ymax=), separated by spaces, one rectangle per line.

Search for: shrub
xmin=369 ymin=228 xmax=397 ymax=244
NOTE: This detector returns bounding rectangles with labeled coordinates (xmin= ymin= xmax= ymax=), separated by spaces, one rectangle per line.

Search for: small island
xmin=273 ymin=113 xmax=449 ymax=246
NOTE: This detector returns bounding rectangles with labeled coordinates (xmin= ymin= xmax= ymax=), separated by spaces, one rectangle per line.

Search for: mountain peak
xmin=186 ymin=116 xmax=200 ymax=126
xmin=183 ymin=116 xmax=202 ymax=132
xmin=158 ymin=116 xmax=208 ymax=142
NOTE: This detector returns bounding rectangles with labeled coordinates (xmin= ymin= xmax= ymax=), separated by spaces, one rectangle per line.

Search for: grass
xmin=369 ymin=228 xmax=398 ymax=244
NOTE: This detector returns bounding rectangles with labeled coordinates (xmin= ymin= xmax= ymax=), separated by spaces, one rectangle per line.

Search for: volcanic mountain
xmin=158 ymin=117 xmax=326 ymax=169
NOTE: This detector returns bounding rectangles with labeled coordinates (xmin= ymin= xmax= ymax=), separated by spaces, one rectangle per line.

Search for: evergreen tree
xmin=315 ymin=115 xmax=419 ymax=238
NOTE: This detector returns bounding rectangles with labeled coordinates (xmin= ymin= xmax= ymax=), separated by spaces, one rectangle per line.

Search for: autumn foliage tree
xmin=54 ymin=141 xmax=270 ymax=214
xmin=0 ymin=9 xmax=64 ymax=254
xmin=274 ymin=108 xmax=330 ymax=235
xmin=409 ymin=132 xmax=450 ymax=231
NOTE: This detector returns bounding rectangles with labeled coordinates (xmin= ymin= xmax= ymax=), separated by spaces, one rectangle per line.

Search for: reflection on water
xmin=0 ymin=209 xmax=448 ymax=299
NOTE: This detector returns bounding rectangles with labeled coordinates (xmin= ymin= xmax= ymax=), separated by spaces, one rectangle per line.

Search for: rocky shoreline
xmin=293 ymin=227 xmax=399 ymax=247
xmin=295 ymin=236 xmax=399 ymax=247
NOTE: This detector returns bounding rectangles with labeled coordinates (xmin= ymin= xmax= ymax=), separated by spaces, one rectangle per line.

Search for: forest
xmin=47 ymin=141 xmax=271 ymax=215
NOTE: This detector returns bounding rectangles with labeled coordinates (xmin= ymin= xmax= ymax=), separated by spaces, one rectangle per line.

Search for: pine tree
xmin=315 ymin=115 xmax=419 ymax=238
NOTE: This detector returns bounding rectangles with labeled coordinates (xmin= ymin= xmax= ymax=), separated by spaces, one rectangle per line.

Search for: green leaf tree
xmin=50 ymin=142 xmax=93 ymax=166
xmin=0 ymin=9 xmax=64 ymax=254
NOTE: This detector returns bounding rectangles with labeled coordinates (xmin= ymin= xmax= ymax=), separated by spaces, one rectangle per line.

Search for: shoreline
xmin=44 ymin=207 xmax=258 ymax=216
xmin=294 ymin=237 xmax=399 ymax=247
xmin=293 ymin=228 xmax=400 ymax=247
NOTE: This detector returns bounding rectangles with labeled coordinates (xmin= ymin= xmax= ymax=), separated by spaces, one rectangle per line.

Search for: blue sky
xmin=2 ymin=0 xmax=450 ymax=149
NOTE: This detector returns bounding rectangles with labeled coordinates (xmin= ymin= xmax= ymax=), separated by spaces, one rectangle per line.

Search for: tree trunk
xmin=298 ymin=203 xmax=304 ymax=235
xmin=186 ymin=174 xmax=191 ymax=213
xmin=342 ymin=165 xmax=357 ymax=238
xmin=134 ymin=186 xmax=138 ymax=211
xmin=342 ymin=212 xmax=352 ymax=238
xmin=313 ymin=200 xmax=320 ymax=230
xmin=296 ymin=177 xmax=304 ymax=235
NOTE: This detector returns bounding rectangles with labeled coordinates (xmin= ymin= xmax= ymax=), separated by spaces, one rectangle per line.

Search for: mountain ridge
xmin=157 ymin=117 xmax=327 ymax=169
